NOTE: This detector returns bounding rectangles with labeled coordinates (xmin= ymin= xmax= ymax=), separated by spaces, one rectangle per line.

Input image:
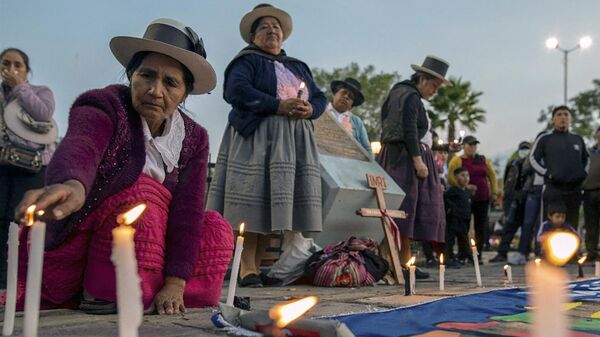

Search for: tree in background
xmin=538 ymin=79 xmax=600 ymax=141
xmin=312 ymin=63 xmax=400 ymax=140
xmin=428 ymin=77 xmax=486 ymax=142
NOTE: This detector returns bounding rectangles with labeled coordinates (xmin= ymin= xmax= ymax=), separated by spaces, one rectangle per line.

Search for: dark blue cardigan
xmin=224 ymin=51 xmax=327 ymax=138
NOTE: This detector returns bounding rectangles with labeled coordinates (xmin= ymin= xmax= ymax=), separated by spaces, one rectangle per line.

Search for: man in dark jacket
xmin=583 ymin=126 xmax=600 ymax=260
xmin=530 ymin=105 xmax=589 ymax=230
xmin=489 ymin=141 xmax=532 ymax=263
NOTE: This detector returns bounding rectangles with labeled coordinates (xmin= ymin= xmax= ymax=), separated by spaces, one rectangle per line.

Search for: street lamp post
xmin=546 ymin=36 xmax=592 ymax=104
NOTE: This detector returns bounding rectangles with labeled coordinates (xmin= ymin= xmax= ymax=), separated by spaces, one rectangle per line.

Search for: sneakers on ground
xmin=240 ymin=274 xmax=263 ymax=288
xmin=489 ymin=253 xmax=507 ymax=263
xmin=508 ymin=252 xmax=527 ymax=265
xmin=260 ymin=273 xmax=283 ymax=287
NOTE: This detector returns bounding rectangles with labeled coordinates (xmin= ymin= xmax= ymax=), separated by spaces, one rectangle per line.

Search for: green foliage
xmin=538 ymin=79 xmax=600 ymax=141
xmin=311 ymin=63 xmax=400 ymax=140
xmin=427 ymin=77 xmax=486 ymax=142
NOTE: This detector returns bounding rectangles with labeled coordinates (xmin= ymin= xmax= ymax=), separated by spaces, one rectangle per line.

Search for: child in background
xmin=444 ymin=167 xmax=472 ymax=267
xmin=537 ymin=202 xmax=578 ymax=256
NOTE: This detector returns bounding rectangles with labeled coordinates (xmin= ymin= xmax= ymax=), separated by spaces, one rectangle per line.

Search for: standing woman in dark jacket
xmin=377 ymin=56 xmax=457 ymax=277
xmin=207 ymin=4 xmax=327 ymax=287
xmin=0 ymin=48 xmax=56 ymax=288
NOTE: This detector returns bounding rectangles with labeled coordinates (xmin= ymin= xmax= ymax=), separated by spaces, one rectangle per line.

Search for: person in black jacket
xmin=444 ymin=167 xmax=472 ymax=267
xmin=530 ymin=105 xmax=589 ymax=230
xmin=489 ymin=141 xmax=532 ymax=263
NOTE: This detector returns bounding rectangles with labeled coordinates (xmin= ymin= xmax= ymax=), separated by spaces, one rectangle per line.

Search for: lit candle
xmin=402 ymin=268 xmax=411 ymax=296
xmin=407 ymin=257 xmax=416 ymax=295
xmin=577 ymin=256 xmax=587 ymax=279
xmin=439 ymin=254 xmax=445 ymax=291
xmin=269 ymin=296 xmax=318 ymax=328
xmin=3 ymin=222 xmax=19 ymax=336
xmin=370 ymin=141 xmax=382 ymax=155
xmin=112 ymin=204 xmax=146 ymax=337
xmin=226 ymin=222 xmax=245 ymax=306
xmin=534 ymin=258 xmax=541 ymax=267
xmin=504 ymin=264 xmax=513 ymax=284
xmin=527 ymin=231 xmax=579 ymax=337
xmin=458 ymin=130 xmax=466 ymax=143
xmin=595 ymin=261 xmax=600 ymax=278
xmin=296 ymin=81 xmax=306 ymax=99
xmin=23 ymin=205 xmax=46 ymax=337
xmin=471 ymin=239 xmax=482 ymax=287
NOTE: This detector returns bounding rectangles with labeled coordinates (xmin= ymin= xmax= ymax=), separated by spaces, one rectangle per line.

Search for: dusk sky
xmin=2 ymin=0 xmax=599 ymax=161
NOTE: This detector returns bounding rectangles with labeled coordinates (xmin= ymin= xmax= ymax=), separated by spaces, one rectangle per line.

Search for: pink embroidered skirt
xmin=13 ymin=175 xmax=233 ymax=310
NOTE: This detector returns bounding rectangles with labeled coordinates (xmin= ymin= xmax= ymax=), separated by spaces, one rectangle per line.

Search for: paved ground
xmin=1 ymin=252 xmax=596 ymax=336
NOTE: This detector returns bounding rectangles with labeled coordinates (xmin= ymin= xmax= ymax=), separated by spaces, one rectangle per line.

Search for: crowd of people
xmin=0 ymin=3 xmax=598 ymax=316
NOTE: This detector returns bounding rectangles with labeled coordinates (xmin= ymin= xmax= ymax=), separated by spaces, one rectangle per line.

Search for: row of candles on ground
xmin=3 ymin=204 xmax=146 ymax=337
xmin=225 ymin=224 xmax=589 ymax=337
xmin=404 ymin=237 xmax=600 ymax=295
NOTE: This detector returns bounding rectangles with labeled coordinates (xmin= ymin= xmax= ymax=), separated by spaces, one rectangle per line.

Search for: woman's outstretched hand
xmin=15 ymin=179 xmax=85 ymax=221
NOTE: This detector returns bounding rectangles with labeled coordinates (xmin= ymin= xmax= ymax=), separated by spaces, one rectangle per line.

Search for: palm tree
xmin=428 ymin=77 xmax=486 ymax=142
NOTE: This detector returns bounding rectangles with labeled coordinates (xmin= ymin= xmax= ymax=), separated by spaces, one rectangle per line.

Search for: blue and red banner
xmin=331 ymin=279 xmax=600 ymax=336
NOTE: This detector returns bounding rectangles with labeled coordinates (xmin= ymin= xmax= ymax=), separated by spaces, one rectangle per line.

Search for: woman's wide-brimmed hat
xmin=3 ymin=100 xmax=58 ymax=144
xmin=109 ymin=18 xmax=216 ymax=95
xmin=239 ymin=4 xmax=292 ymax=44
xmin=330 ymin=77 xmax=365 ymax=107
xmin=411 ymin=55 xmax=450 ymax=84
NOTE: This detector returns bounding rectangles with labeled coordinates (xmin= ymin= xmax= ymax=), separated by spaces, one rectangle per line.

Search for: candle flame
xmin=269 ymin=296 xmax=318 ymax=328
xmin=534 ymin=258 xmax=541 ymax=266
xmin=299 ymin=81 xmax=306 ymax=90
xmin=545 ymin=231 xmax=579 ymax=266
xmin=25 ymin=205 xmax=36 ymax=226
xmin=37 ymin=210 xmax=45 ymax=216
xmin=578 ymin=256 xmax=587 ymax=264
xmin=117 ymin=204 xmax=146 ymax=226
xmin=406 ymin=256 xmax=416 ymax=267
xmin=440 ymin=254 xmax=444 ymax=265
xmin=370 ymin=141 xmax=382 ymax=155
xmin=437 ymin=139 xmax=444 ymax=145
xmin=504 ymin=264 xmax=509 ymax=270
xmin=470 ymin=239 xmax=476 ymax=247
xmin=239 ymin=222 xmax=245 ymax=236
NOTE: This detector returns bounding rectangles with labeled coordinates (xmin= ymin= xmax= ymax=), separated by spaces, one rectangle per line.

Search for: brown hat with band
xmin=110 ymin=18 xmax=216 ymax=95
xmin=239 ymin=4 xmax=292 ymax=44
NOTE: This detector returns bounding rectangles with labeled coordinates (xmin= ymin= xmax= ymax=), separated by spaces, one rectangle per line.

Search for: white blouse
xmin=141 ymin=109 xmax=184 ymax=183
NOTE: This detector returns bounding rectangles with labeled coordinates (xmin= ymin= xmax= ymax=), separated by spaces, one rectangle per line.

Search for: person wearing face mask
xmin=326 ymin=78 xmax=373 ymax=158
xmin=489 ymin=141 xmax=532 ymax=263
xmin=377 ymin=56 xmax=460 ymax=279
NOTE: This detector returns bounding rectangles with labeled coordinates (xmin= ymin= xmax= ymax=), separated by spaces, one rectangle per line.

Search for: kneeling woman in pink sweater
xmin=13 ymin=19 xmax=233 ymax=315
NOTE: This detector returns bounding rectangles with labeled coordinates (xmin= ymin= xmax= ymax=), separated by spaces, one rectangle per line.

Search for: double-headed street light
xmin=545 ymin=36 xmax=592 ymax=104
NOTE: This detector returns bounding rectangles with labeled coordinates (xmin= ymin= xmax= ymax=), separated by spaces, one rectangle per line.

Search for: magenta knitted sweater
xmin=45 ymin=84 xmax=209 ymax=280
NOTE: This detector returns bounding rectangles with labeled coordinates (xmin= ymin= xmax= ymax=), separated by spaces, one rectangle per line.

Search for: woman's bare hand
xmin=413 ymin=156 xmax=429 ymax=179
xmin=146 ymin=277 xmax=186 ymax=315
xmin=15 ymin=179 xmax=85 ymax=221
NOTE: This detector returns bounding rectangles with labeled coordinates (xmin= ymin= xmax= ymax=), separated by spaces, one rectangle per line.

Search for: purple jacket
xmin=1 ymin=82 xmax=56 ymax=164
xmin=46 ymin=84 xmax=209 ymax=280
